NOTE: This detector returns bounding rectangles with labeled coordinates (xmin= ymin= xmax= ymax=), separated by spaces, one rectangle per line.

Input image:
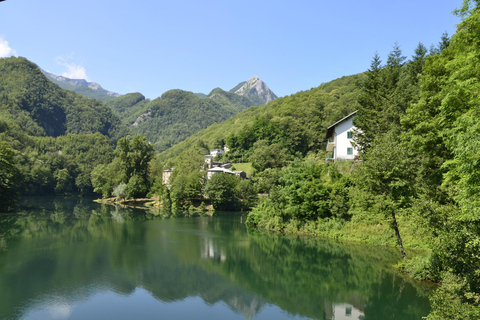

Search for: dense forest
xmin=0 ymin=57 xmax=126 ymax=208
xmin=2 ymin=1 xmax=480 ymax=318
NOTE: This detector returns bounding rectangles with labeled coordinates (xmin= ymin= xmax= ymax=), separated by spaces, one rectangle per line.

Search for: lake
xmin=0 ymin=197 xmax=433 ymax=319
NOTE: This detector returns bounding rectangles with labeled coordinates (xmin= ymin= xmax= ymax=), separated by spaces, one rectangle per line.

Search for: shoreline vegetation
xmin=94 ymin=196 xmax=216 ymax=216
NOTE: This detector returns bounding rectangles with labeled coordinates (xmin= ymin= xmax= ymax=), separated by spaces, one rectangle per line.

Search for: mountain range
xmin=104 ymin=75 xmax=278 ymax=151
xmin=41 ymin=69 xmax=121 ymax=103
xmin=40 ymin=68 xmax=278 ymax=151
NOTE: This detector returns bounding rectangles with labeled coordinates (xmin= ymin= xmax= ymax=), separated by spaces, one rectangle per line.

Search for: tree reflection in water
xmin=0 ymin=197 xmax=434 ymax=320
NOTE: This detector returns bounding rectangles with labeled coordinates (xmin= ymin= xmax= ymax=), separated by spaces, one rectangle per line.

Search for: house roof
xmin=325 ymin=110 xmax=357 ymax=139
xmin=207 ymin=167 xmax=245 ymax=175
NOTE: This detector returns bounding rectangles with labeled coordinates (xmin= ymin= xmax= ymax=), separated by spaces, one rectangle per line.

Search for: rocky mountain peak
xmin=233 ymin=75 xmax=278 ymax=105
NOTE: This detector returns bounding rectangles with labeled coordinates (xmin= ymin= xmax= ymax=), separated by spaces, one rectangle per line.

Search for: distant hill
xmin=106 ymin=76 xmax=278 ymax=152
xmin=105 ymin=92 xmax=149 ymax=121
xmin=122 ymin=89 xmax=246 ymax=151
xmin=41 ymin=69 xmax=121 ymax=103
xmin=0 ymin=57 xmax=128 ymax=141
xmin=157 ymin=74 xmax=364 ymax=165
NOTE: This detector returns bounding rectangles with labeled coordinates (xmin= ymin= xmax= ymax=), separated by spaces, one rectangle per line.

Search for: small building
xmin=325 ymin=111 xmax=359 ymax=161
xmin=207 ymin=167 xmax=246 ymax=180
xmin=204 ymin=155 xmax=225 ymax=169
xmin=210 ymin=149 xmax=225 ymax=157
xmin=162 ymin=168 xmax=174 ymax=185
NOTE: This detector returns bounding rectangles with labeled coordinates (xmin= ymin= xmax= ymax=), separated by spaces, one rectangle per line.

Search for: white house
xmin=325 ymin=111 xmax=359 ymax=161
xmin=207 ymin=167 xmax=246 ymax=180
xmin=210 ymin=149 xmax=225 ymax=157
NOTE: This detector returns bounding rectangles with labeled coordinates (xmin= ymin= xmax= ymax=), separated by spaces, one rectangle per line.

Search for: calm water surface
xmin=0 ymin=197 xmax=434 ymax=320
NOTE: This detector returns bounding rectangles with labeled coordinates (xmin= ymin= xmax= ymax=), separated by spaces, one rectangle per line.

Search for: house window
xmin=347 ymin=147 xmax=353 ymax=155
xmin=347 ymin=131 xmax=353 ymax=139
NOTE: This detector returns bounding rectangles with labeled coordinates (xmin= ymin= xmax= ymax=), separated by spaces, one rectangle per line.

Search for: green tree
xmin=350 ymin=132 xmax=416 ymax=260
xmin=114 ymin=134 xmax=154 ymax=198
xmin=235 ymin=179 xmax=258 ymax=210
xmin=205 ymin=173 xmax=239 ymax=211
xmin=250 ymin=140 xmax=291 ymax=172
xmin=0 ymin=141 xmax=19 ymax=212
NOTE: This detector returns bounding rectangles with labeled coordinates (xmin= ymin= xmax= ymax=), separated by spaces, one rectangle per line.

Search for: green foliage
xmin=235 ymin=179 xmax=258 ymax=210
xmin=0 ymin=141 xmax=19 ymax=211
xmin=106 ymin=92 xmax=148 ymax=121
xmin=92 ymin=134 xmax=154 ymax=199
xmin=91 ymin=160 xmax=122 ymax=198
xmin=350 ymin=132 xmax=417 ymax=259
xmin=129 ymin=89 xmax=254 ymax=152
xmin=170 ymin=171 xmax=203 ymax=209
xmin=205 ymin=173 xmax=240 ymax=211
xmin=125 ymin=174 xmax=148 ymax=199
xmin=247 ymin=161 xmax=351 ymax=228
xmin=162 ymin=188 xmax=172 ymax=210
xmin=427 ymin=272 xmax=480 ymax=320
xmin=168 ymin=149 xmax=204 ymax=209
xmin=0 ymin=57 xmax=129 ymax=141
xmin=250 ymin=140 xmax=292 ymax=172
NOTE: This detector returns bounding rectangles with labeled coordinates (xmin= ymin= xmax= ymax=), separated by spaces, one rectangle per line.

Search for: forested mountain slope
xmin=0 ymin=57 xmax=129 ymax=141
xmin=106 ymin=92 xmax=149 ymax=121
xmin=0 ymin=57 xmax=130 ymax=198
xmin=157 ymin=74 xmax=363 ymax=165
xmin=106 ymin=77 xmax=278 ymax=152
xmin=128 ymin=89 xmax=243 ymax=151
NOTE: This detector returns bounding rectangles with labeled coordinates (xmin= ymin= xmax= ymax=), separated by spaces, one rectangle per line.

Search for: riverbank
xmin=94 ymin=196 xmax=215 ymax=215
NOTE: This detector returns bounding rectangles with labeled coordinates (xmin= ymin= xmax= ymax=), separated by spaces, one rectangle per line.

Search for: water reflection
xmin=0 ymin=197 xmax=433 ymax=319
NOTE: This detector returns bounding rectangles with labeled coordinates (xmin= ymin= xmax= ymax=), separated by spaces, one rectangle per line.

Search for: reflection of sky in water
xmin=19 ymin=288 xmax=314 ymax=320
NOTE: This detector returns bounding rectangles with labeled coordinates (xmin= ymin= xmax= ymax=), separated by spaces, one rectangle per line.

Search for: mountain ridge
xmin=41 ymin=69 xmax=121 ymax=103
xmin=0 ymin=57 xmax=128 ymax=141
xmin=105 ymin=76 xmax=278 ymax=151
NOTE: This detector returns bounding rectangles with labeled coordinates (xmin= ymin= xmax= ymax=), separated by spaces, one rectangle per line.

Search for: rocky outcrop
xmin=233 ymin=75 xmax=278 ymax=105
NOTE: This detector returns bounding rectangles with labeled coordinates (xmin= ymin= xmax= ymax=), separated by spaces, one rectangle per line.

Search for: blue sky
xmin=0 ymin=0 xmax=461 ymax=99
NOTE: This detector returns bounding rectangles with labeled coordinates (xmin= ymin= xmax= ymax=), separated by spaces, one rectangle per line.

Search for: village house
xmin=210 ymin=148 xmax=225 ymax=157
xmin=162 ymin=148 xmax=247 ymax=186
xmin=325 ymin=111 xmax=359 ymax=161
xmin=207 ymin=167 xmax=247 ymax=180
xmin=204 ymin=149 xmax=246 ymax=180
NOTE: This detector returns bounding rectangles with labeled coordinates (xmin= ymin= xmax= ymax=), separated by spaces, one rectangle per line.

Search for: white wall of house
xmin=210 ymin=149 xmax=225 ymax=157
xmin=333 ymin=117 xmax=358 ymax=161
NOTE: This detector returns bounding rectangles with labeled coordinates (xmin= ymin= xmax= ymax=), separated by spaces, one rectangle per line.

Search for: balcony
xmin=326 ymin=142 xmax=335 ymax=152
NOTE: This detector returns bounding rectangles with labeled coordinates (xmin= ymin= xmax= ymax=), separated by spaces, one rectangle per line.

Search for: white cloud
xmin=55 ymin=54 xmax=89 ymax=80
xmin=0 ymin=37 xmax=17 ymax=58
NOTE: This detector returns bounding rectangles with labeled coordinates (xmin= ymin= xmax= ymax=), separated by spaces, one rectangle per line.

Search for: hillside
xmin=0 ymin=57 xmax=131 ymax=196
xmin=0 ymin=57 xmax=129 ymax=141
xmin=105 ymin=92 xmax=149 ymax=121
xmin=106 ymin=76 xmax=278 ymax=152
xmin=157 ymin=74 xmax=363 ymax=165
xmin=41 ymin=69 xmax=121 ymax=103
xmin=126 ymin=89 xmax=243 ymax=151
